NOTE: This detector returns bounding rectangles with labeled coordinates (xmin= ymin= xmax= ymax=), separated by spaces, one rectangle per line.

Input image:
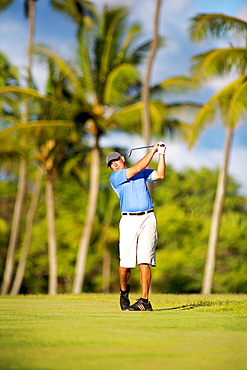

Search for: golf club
xmin=128 ymin=145 xmax=154 ymax=157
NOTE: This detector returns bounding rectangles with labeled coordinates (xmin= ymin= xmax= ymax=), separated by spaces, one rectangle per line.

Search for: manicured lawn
xmin=0 ymin=294 xmax=246 ymax=369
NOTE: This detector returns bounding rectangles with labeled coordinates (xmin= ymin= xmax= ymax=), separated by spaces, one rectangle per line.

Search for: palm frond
xmin=0 ymin=134 xmax=25 ymax=162
xmin=104 ymin=64 xmax=140 ymax=106
xmin=191 ymin=48 xmax=247 ymax=82
xmin=106 ymin=101 xmax=162 ymax=133
xmin=0 ymin=0 xmax=14 ymax=11
xmin=34 ymin=46 xmax=83 ymax=94
xmin=165 ymin=101 xmax=202 ymax=121
xmin=0 ymin=150 xmax=23 ymax=162
xmin=0 ymin=85 xmax=73 ymax=120
xmin=106 ymin=102 xmax=142 ymax=132
xmin=0 ymin=52 xmax=19 ymax=85
xmin=127 ymin=36 xmax=164 ymax=65
xmin=146 ymin=101 xmax=197 ymax=139
xmin=162 ymin=119 xmax=192 ymax=142
xmin=151 ymin=76 xmax=194 ymax=99
xmin=98 ymin=6 xmax=129 ymax=87
xmin=115 ymin=23 xmax=142 ymax=65
xmin=50 ymin=0 xmax=96 ymax=28
xmin=77 ymin=32 xmax=97 ymax=102
xmin=189 ymin=102 xmax=218 ymax=148
xmin=222 ymin=78 xmax=247 ymax=127
xmin=0 ymin=85 xmax=65 ymax=105
xmin=189 ymin=13 xmax=247 ymax=43
xmin=190 ymin=76 xmax=247 ymax=147
xmin=0 ymin=120 xmax=75 ymax=139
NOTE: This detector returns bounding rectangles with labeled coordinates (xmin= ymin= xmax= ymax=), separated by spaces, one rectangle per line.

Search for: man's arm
xmin=126 ymin=143 xmax=159 ymax=179
xmin=151 ymin=154 xmax=166 ymax=181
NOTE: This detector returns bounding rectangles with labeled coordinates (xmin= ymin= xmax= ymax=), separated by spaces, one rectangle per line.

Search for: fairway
xmin=0 ymin=294 xmax=247 ymax=370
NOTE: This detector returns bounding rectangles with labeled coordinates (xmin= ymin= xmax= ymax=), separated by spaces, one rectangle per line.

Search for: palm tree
xmin=0 ymin=0 xmax=38 ymax=295
xmin=0 ymin=94 xmax=76 ymax=295
xmin=141 ymin=0 xmax=163 ymax=148
xmin=37 ymin=69 xmax=80 ymax=295
xmin=189 ymin=13 xmax=247 ymax=294
xmin=0 ymin=43 xmax=78 ymax=297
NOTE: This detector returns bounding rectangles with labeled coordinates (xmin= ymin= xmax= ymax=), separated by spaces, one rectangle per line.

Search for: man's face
xmin=109 ymin=156 xmax=126 ymax=171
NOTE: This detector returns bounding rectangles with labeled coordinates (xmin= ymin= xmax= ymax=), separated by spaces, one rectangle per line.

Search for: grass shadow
xmin=153 ymin=300 xmax=226 ymax=311
xmin=154 ymin=305 xmax=195 ymax=311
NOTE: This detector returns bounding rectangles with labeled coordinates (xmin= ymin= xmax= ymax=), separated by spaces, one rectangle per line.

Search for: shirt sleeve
xmin=144 ymin=169 xmax=156 ymax=183
xmin=110 ymin=169 xmax=128 ymax=188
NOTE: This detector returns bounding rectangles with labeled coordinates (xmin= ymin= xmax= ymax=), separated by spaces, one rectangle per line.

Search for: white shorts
xmin=119 ymin=212 xmax=157 ymax=268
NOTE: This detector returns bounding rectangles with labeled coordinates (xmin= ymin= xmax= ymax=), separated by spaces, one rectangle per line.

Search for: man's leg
xmin=124 ymin=264 xmax=153 ymax=311
xmin=119 ymin=266 xmax=131 ymax=291
xmin=139 ymin=263 xmax=151 ymax=299
xmin=119 ymin=266 xmax=131 ymax=310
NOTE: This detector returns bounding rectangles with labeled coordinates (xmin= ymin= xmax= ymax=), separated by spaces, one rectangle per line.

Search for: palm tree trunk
xmin=46 ymin=173 xmax=57 ymax=295
xmin=141 ymin=0 xmax=162 ymax=147
xmin=201 ymin=126 xmax=234 ymax=294
xmin=27 ymin=0 xmax=35 ymax=73
xmin=1 ymin=159 xmax=27 ymax=295
xmin=10 ymin=166 xmax=43 ymax=295
xmin=73 ymin=144 xmax=100 ymax=294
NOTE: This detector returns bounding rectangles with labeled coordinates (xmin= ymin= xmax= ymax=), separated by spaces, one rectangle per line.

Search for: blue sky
xmin=0 ymin=0 xmax=247 ymax=194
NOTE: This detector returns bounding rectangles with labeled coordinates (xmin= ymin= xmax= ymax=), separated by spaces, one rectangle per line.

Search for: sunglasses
xmin=108 ymin=157 xmax=121 ymax=167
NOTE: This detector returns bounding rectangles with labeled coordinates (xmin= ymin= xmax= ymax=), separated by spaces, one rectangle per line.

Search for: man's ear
xmin=121 ymin=156 xmax=125 ymax=163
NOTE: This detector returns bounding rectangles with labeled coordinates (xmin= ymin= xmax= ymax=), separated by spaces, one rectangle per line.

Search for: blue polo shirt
xmin=110 ymin=168 xmax=155 ymax=212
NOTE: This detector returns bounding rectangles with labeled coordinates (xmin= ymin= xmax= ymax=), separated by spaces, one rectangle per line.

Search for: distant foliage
xmin=0 ymin=164 xmax=246 ymax=294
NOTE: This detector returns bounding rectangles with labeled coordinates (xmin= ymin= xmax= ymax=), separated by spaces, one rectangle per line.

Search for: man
xmin=106 ymin=141 xmax=166 ymax=311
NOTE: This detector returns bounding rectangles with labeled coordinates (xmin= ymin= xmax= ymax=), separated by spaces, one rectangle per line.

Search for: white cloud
xmin=205 ymin=73 xmax=240 ymax=92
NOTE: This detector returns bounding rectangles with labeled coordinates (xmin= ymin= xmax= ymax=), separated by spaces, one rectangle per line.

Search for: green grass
xmin=0 ymin=294 xmax=247 ymax=369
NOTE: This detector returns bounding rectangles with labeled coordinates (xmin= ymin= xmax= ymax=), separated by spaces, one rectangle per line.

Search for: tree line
xmin=0 ymin=0 xmax=246 ymax=295
xmin=1 ymin=163 xmax=246 ymax=294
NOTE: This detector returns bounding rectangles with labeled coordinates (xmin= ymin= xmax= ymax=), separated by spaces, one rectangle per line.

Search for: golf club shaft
xmin=128 ymin=145 xmax=153 ymax=157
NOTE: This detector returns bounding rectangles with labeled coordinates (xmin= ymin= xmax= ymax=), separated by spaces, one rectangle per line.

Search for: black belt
xmin=122 ymin=209 xmax=154 ymax=216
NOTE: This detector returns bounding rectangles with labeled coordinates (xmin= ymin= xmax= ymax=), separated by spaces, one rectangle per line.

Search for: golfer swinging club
xmin=106 ymin=141 xmax=166 ymax=311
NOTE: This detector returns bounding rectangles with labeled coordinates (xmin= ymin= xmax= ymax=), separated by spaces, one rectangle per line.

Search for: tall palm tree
xmin=0 ymin=32 xmax=77 ymax=298
xmin=141 ymin=0 xmax=163 ymax=148
xmin=0 ymin=92 xmax=76 ymax=295
xmin=38 ymin=67 xmax=80 ymax=296
xmin=1 ymin=0 xmax=38 ymax=295
xmin=189 ymin=13 xmax=247 ymax=294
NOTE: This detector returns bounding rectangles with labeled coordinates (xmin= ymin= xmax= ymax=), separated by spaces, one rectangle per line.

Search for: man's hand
xmin=157 ymin=141 xmax=166 ymax=155
xmin=151 ymin=141 xmax=166 ymax=181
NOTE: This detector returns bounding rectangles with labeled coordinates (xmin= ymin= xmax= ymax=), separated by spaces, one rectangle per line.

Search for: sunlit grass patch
xmin=0 ymin=294 xmax=247 ymax=370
